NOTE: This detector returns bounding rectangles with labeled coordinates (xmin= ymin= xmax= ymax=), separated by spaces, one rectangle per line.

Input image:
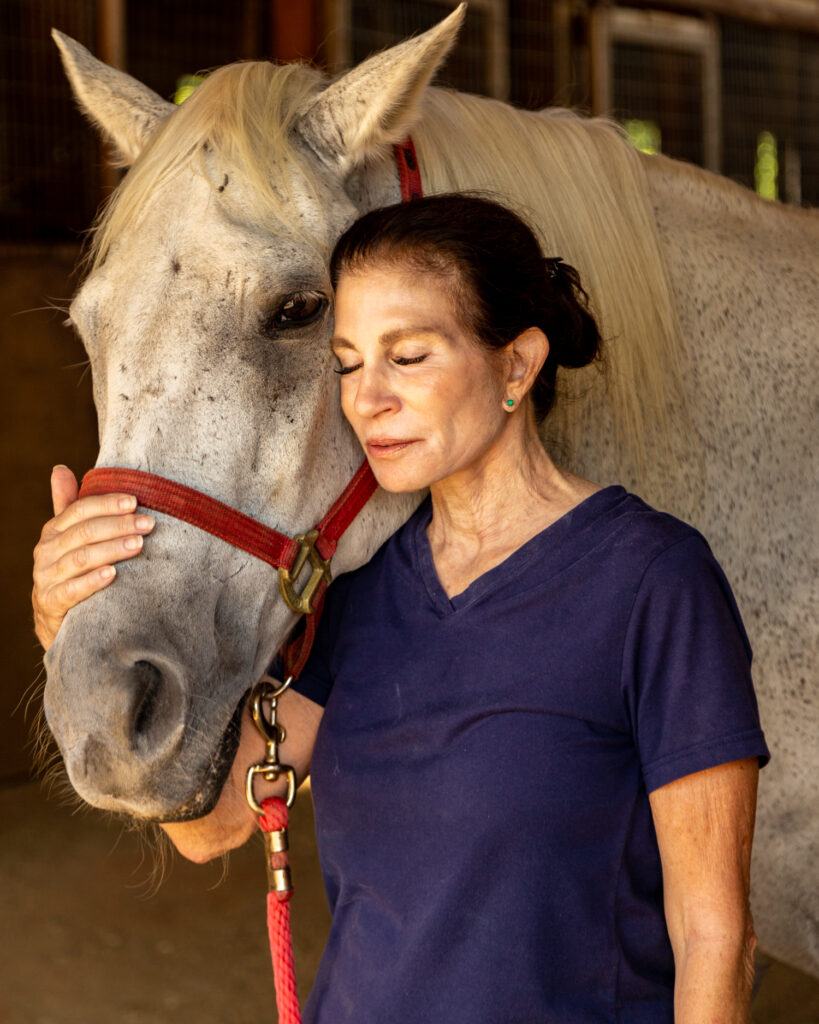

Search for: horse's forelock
xmin=87 ymin=59 xmax=330 ymax=273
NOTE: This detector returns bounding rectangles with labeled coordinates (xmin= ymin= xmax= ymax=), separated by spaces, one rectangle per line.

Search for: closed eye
xmin=333 ymin=353 xmax=428 ymax=376
xmin=393 ymin=355 xmax=427 ymax=366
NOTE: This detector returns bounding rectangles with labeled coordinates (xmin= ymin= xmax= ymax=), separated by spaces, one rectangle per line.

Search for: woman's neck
xmin=426 ymin=416 xmax=599 ymax=597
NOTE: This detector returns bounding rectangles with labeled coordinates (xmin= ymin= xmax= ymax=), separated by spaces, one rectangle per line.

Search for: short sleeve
xmin=621 ymin=534 xmax=770 ymax=793
xmin=288 ymin=571 xmax=354 ymax=707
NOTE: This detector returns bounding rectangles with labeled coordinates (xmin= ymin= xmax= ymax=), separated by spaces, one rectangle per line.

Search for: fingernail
xmin=53 ymin=464 xmax=69 ymax=471
xmin=124 ymin=535 xmax=143 ymax=551
xmin=101 ymin=566 xmax=116 ymax=580
xmin=118 ymin=496 xmax=137 ymax=512
xmin=135 ymin=515 xmax=154 ymax=531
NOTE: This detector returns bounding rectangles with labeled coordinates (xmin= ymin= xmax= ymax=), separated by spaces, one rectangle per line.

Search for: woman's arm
xmin=649 ymin=757 xmax=759 ymax=1024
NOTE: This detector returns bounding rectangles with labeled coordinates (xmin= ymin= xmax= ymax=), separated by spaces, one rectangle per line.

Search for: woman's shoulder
xmin=602 ymin=487 xmax=708 ymax=553
xmin=575 ymin=485 xmax=728 ymax=595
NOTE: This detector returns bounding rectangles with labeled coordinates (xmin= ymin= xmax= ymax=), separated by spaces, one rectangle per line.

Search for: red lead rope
xmin=260 ymin=797 xmax=301 ymax=1024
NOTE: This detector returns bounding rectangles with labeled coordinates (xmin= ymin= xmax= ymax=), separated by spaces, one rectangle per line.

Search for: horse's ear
xmin=297 ymin=3 xmax=466 ymax=171
xmin=52 ymin=29 xmax=175 ymax=166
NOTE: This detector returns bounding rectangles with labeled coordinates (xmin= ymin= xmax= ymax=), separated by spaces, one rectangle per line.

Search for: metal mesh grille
xmin=126 ymin=0 xmax=273 ymax=102
xmin=2 ymin=1 xmax=817 ymax=244
xmin=722 ymin=19 xmax=818 ymax=204
xmin=347 ymin=0 xmax=495 ymax=94
xmin=0 ymin=0 xmax=99 ymax=241
xmin=613 ymin=42 xmax=705 ymax=167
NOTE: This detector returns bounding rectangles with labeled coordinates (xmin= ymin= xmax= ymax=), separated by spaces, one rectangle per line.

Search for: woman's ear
xmin=504 ymin=328 xmax=549 ymax=403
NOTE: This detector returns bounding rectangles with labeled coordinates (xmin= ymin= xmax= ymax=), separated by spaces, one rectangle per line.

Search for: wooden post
xmin=97 ymin=0 xmax=125 ymax=195
xmin=272 ymin=0 xmax=318 ymax=62
xmin=624 ymin=0 xmax=819 ymax=35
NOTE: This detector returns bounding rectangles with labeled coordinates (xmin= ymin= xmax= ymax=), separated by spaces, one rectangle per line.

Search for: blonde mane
xmin=89 ymin=60 xmax=328 ymax=269
xmin=414 ymin=89 xmax=688 ymax=486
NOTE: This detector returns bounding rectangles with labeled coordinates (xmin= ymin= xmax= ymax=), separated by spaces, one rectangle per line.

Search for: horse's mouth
xmin=156 ymin=692 xmax=249 ymax=823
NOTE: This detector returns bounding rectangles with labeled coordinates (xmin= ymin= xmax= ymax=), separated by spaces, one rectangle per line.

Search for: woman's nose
xmin=353 ymin=366 xmax=398 ymax=419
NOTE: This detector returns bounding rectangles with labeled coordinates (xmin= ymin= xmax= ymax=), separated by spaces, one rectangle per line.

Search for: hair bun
xmin=545 ymin=259 xmax=601 ymax=371
xmin=545 ymin=256 xmax=564 ymax=278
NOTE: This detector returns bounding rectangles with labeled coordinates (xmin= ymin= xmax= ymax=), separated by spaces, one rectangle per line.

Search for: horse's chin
xmin=154 ymin=693 xmax=248 ymax=824
xmin=159 ymin=700 xmax=267 ymax=863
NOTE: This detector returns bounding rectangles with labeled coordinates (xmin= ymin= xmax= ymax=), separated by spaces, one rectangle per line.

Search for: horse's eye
xmin=265 ymin=292 xmax=327 ymax=334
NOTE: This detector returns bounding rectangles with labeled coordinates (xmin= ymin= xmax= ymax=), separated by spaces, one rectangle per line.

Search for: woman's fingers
xmin=37 ymin=510 xmax=154 ymax=568
xmin=42 ymin=491 xmax=139 ymax=544
xmin=33 ymin=564 xmax=118 ymax=651
xmin=51 ymin=530 xmax=150 ymax=580
xmin=50 ymin=465 xmax=79 ymax=517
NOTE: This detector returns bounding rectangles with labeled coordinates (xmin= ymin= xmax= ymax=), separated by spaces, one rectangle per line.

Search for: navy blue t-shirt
xmin=293 ymin=487 xmax=769 ymax=1024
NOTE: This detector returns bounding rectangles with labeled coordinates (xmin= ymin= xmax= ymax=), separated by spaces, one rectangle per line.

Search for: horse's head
xmin=44 ymin=7 xmax=464 ymax=821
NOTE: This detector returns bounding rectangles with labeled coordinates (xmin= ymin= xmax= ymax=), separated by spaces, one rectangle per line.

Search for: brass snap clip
xmin=245 ymin=675 xmax=297 ymax=813
xmin=278 ymin=529 xmax=332 ymax=616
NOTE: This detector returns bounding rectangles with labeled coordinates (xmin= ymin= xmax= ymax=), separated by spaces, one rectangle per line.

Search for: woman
xmin=33 ymin=195 xmax=768 ymax=1023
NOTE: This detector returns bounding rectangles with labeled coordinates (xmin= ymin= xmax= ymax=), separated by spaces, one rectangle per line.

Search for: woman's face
xmin=331 ymin=264 xmax=511 ymax=493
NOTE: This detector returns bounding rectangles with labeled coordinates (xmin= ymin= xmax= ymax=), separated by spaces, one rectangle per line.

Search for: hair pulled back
xmin=329 ymin=193 xmax=602 ymax=422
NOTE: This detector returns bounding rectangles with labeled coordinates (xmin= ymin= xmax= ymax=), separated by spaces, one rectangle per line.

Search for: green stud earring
xmin=506 ymin=398 xmax=515 ymax=408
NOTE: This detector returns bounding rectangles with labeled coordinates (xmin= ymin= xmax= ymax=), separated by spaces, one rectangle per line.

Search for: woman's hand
xmin=32 ymin=465 xmax=155 ymax=650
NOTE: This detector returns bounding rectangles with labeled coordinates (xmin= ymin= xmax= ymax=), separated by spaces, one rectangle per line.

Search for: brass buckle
xmin=245 ymin=676 xmax=298 ymax=813
xmin=278 ymin=529 xmax=332 ymax=616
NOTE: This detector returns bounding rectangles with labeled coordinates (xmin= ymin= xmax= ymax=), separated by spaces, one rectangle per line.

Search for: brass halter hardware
xmin=277 ymin=529 xmax=333 ymax=616
xmin=245 ymin=676 xmax=297 ymax=813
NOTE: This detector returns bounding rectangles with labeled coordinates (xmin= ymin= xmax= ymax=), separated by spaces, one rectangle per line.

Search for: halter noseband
xmin=79 ymin=459 xmax=378 ymax=612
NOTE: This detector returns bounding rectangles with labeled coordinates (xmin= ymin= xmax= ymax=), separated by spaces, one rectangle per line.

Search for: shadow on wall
xmin=0 ymin=248 xmax=98 ymax=782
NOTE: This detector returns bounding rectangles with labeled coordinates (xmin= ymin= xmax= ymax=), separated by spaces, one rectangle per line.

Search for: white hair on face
xmin=88 ymin=60 xmax=330 ymax=271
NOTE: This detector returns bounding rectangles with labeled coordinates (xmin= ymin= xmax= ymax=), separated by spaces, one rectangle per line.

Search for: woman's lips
xmin=365 ymin=438 xmax=419 ymax=458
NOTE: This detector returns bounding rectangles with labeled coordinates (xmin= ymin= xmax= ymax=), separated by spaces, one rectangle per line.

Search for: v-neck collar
xmin=408 ymin=486 xmax=628 ymax=617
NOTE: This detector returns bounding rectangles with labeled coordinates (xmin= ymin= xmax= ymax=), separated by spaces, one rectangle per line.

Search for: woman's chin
xmin=160 ymin=781 xmax=257 ymax=863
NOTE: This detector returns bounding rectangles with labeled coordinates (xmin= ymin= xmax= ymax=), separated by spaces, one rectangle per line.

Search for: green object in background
xmin=755 ymin=130 xmax=779 ymax=201
xmin=624 ymin=119 xmax=662 ymax=156
xmin=174 ymin=74 xmax=205 ymax=105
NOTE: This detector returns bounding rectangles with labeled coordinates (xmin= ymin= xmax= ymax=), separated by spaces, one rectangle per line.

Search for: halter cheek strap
xmin=394 ymin=136 xmax=423 ymax=200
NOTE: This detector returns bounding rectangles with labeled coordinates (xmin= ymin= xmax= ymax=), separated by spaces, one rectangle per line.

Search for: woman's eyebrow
xmin=379 ymin=326 xmax=443 ymax=345
xmin=330 ymin=325 xmax=453 ymax=351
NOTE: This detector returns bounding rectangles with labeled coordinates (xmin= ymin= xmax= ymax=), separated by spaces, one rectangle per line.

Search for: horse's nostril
xmin=132 ymin=659 xmax=163 ymax=739
xmin=128 ymin=658 xmax=184 ymax=757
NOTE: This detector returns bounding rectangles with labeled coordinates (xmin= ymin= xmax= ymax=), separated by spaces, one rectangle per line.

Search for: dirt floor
xmin=1 ymin=779 xmax=817 ymax=1024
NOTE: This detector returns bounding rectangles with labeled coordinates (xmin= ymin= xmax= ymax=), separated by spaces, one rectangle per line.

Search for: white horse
xmin=45 ymin=5 xmax=818 ymax=977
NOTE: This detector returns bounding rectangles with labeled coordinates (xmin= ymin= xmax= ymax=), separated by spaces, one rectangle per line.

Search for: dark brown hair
xmin=329 ymin=193 xmax=602 ymax=422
